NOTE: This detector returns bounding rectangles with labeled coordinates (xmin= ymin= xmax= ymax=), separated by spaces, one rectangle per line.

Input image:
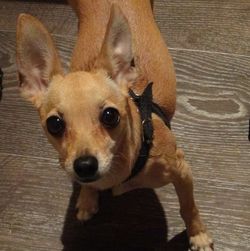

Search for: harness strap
xmin=125 ymin=82 xmax=171 ymax=182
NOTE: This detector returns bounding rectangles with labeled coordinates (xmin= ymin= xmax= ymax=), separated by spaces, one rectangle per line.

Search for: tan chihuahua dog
xmin=16 ymin=0 xmax=213 ymax=250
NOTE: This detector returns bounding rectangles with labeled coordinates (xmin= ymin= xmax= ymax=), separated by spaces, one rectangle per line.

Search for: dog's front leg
xmin=76 ymin=186 xmax=99 ymax=221
xmin=173 ymin=149 xmax=213 ymax=251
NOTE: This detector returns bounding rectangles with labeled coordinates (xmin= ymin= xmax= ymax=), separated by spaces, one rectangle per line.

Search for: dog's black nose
xmin=73 ymin=156 xmax=98 ymax=181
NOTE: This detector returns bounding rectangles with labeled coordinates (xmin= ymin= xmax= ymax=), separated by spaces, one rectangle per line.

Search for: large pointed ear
xmin=16 ymin=14 xmax=63 ymax=108
xmin=97 ymin=5 xmax=137 ymax=83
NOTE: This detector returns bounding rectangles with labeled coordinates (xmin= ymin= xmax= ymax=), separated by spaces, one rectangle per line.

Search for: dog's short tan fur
xmin=16 ymin=1 xmax=213 ymax=250
xmin=68 ymin=0 xmax=176 ymax=121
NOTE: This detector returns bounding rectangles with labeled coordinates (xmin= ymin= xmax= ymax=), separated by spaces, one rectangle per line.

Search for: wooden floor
xmin=0 ymin=0 xmax=250 ymax=250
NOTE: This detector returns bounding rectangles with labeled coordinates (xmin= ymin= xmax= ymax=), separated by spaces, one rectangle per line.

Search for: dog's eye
xmin=100 ymin=107 xmax=120 ymax=128
xmin=46 ymin=115 xmax=65 ymax=137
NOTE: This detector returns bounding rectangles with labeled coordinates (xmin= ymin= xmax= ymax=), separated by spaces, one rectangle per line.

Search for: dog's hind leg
xmin=173 ymin=149 xmax=213 ymax=251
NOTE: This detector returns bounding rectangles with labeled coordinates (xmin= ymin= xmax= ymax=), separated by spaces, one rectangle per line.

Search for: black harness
xmin=125 ymin=82 xmax=171 ymax=182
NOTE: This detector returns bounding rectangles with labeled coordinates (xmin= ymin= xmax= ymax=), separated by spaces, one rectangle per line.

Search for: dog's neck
xmin=125 ymin=94 xmax=142 ymax=171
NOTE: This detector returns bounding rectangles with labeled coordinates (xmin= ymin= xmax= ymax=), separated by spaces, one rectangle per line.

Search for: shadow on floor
xmin=61 ymin=183 xmax=189 ymax=251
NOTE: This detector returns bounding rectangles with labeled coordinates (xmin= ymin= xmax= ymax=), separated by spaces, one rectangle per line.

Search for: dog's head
xmin=16 ymin=6 xmax=141 ymax=189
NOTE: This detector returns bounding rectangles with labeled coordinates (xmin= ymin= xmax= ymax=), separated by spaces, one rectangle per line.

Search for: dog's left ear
xmin=97 ymin=5 xmax=137 ymax=83
xmin=16 ymin=14 xmax=63 ymax=108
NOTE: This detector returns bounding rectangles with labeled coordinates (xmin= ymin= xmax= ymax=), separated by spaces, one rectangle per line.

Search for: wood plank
xmin=0 ymin=153 xmax=69 ymax=251
xmin=154 ymin=0 xmax=250 ymax=55
xmin=0 ymin=1 xmax=250 ymax=55
xmin=0 ymin=30 xmax=250 ymax=249
xmin=171 ymin=49 xmax=250 ymax=188
xmin=1 ymin=31 xmax=249 ymax=160
xmin=0 ymin=152 xmax=249 ymax=250
xmin=0 ymin=0 xmax=77 ymax=36
xmin=0 ymin=1 xmax=249 ymax=250
xmin=0 ymin=153 xmax=183 ymax=251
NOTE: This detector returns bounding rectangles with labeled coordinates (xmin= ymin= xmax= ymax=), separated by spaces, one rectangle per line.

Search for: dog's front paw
xmin=76 ymin=204 xmax=98 ymax=221
xmin=76 ymin=190 xmax=99 ymax=221
xmin=189 ymin=232 xmax=213 ymax=251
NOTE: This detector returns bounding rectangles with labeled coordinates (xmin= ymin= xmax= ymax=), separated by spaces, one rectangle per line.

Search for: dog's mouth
xmin=74 ymin=173 xmax=101 ymax=184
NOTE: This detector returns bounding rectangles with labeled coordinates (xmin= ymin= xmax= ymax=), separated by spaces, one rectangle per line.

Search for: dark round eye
xmin=101 ymin=107 xmax=120 ymax=128
xmin=46 ymin=115 xmax=65 ymax=137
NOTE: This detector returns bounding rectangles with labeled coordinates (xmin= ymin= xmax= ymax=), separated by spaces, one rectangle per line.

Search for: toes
xmin=76 ymin=207 xmax=98 ymax=221
xmin=76 ymin=199 xmax=99 ymax=221
xmin=190 ymin=232 xmax=214 ymax=251
xmin=76 ymin=209 xmax=91 ymax=221
xmin=76 ymin=206 xmax=99 ymax=221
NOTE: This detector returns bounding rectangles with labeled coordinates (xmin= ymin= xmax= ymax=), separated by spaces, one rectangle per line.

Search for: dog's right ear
xmin=16 ymin=14 xmax=63 ymax=108
xmin=96 ymin=5 xmax=137 ymax=84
